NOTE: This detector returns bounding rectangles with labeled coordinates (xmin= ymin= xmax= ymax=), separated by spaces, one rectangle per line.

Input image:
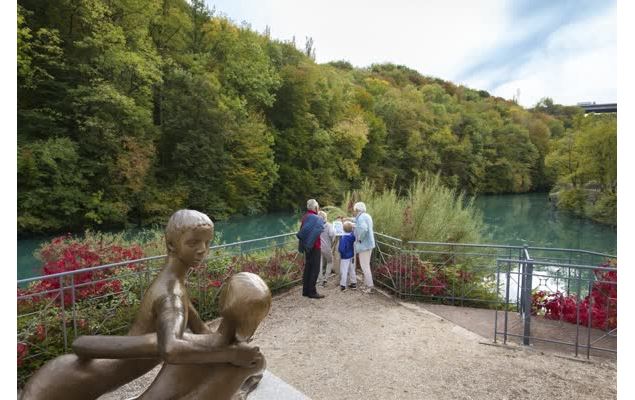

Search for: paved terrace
xmin=101 ymin=279 xmax=616 ymax=400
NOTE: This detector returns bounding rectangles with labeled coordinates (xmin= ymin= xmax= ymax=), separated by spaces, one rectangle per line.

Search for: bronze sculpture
xmin=20 ymin=210 xmax=270 ymax=400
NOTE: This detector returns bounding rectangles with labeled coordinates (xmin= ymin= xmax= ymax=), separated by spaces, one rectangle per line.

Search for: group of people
xmin=297 ymin=199 xmax=376 ymax=299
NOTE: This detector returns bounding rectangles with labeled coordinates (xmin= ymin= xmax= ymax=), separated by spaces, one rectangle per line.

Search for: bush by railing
xmin=495 ymin=258 xmax=617 ymax=358
xmin=531 ymin=259 xmax=617 ymax=330
xmin=341 ymin=175 xmax=484 ymax=244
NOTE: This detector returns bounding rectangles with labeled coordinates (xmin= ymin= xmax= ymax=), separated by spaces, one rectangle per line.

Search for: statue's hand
xmin=231 ymin=343 xmax=263 ymax=368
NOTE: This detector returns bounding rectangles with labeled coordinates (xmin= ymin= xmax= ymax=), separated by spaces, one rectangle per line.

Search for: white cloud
xmin=468 ymin=4 xmax=617 ymax=106
xmin=209 ymin=0 xmax=509 ymax=80
xmin=208 ymin=0 xmax=616 ymax=107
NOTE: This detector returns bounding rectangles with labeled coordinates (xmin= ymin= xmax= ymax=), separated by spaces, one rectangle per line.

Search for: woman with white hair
xmin=353 ymin=202 xmax=376 ymax=293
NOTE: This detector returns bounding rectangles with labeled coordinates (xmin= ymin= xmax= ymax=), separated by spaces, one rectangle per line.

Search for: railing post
xmin=519 ymin=248 xmax=525 ymax=321
xmin=519 ymin=245 xmax=533 ymax=346
xmin=59 ymin=276 xmax=68 ymax=352
xmin=504 ymin=261 xmax=511 ymax=344
xmin=494 ymin=260 xmax=501 ymax=343
xmin=575 ymin=270 xmax=582 ymax=357
xmin=523 ymin=258 xmax=533 ymax=346
xmin=71 ymin=275 xmax=77 ymax=339
xmin=586 ymin=277 xmax=594 ymax=359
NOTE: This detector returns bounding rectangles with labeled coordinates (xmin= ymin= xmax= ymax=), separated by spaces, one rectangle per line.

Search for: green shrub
xmin=557 ymin=188 xmax=587 ymax=215
xmin=341 ymin=174 xmax=484 ymax=243
xmin=589 ymin=191 xmax=617 ymax=226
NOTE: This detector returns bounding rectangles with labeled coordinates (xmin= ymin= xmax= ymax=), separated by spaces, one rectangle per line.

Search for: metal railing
xmin=17 ymin=233 xmax=299 ymax=385
xmin=372 ymin=233 xmax=614 ymax=305
xmin=371 ymin=233 xmax=616 ymax=358
xmin=494 ymin=258 xmax=617 ymax=358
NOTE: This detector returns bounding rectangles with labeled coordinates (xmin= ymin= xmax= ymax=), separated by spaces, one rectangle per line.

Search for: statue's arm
xmin=155 ymin=294 xmax=261 ymax=366
xmin=72 ymin=331 xmax=227 ymax=359
xmin=73 ymin=333 xmax=158 ymax=359
xmin=187 ymin=301 xmax=213 ymax=334
xmin=72 ymin=295 xmax=260 ymax=366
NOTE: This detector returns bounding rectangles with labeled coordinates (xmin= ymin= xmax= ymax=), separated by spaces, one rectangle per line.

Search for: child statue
xmin=20 ymin=210 xmax=264 ymax=400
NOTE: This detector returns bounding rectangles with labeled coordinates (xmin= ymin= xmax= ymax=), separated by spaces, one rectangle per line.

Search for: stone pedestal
xmin=249 ymin=370 xmax=310 ymax=400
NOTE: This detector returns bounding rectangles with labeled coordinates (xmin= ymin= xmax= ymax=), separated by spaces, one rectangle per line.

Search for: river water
xmin=17 ymin=193 xmax=616 ymax=280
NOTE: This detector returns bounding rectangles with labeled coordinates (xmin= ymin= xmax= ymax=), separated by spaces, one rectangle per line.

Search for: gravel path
xmin=100 ymin=278 xmax=617 ymax=400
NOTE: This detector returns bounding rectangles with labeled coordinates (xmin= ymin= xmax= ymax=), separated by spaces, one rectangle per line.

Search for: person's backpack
xmin=296 ymin=213 xmax=324 ymax=253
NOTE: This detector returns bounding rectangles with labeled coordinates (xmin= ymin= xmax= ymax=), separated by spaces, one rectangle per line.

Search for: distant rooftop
xmin=577 ymin=103 xmax=617 ymax=113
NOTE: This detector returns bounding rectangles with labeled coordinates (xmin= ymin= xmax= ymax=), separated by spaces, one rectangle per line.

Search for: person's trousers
xmin=318 ymin=250 xmax=333 ymax=284
xmin=339 ymin=258 xmax=357 ymax=287
xmin=358 ymin=249 xmax=374 ymax=288
xmin=303 ymin=247 xmax=321 ymax=296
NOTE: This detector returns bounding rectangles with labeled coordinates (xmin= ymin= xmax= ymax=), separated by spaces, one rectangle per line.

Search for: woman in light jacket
xmin=353 ymin=202 xmax=376 ymax=293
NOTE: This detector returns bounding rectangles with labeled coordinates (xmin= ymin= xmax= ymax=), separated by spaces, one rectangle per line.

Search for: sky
xmin=205 ymin=0 xmax=616 ymax=108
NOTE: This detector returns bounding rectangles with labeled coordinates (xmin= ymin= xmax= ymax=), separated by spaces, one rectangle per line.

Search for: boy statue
xmin=20 ymin=210 xmax=265 ymax=400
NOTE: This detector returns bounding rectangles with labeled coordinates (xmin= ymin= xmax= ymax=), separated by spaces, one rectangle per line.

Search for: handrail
xmin=407 ymin=240 xmax=521 ymax=250
xmin=407 ymin=240 xmax=615 ymax=258
xmin=496 ymin=258 xmax=617 ymax=271
xmin=18 ymin=232 xmax=297 ymax=285
xmin=209 ymin=232 xmax=296 ymax=249
xmin=18 ymin=231 xmax=615 ymax=285
xmin=523 ymin=246 xmax=533 ymax=261
xmin=374 ymin=232 xmax=403 ymax=242
xmin=524 ymin=246 xmax=615 ymax=258
xmin=17 ymin=254 xmax=167 ymax=284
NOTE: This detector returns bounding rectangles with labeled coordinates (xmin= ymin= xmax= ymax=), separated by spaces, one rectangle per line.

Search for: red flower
xmin=531 ymin=262 xmax=617 ymax=330
xmin=17 ymin=342 xmax=29 ymax=367
xmin=34 ymin=324 xmax=46 ymax=342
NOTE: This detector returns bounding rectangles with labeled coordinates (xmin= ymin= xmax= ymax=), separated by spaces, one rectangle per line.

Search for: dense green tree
xmin=18 ymin=138 xmax=88 ymax=232
xmin=544 ymin=113 xmax=616 ymax=225
xmin=17 ymin=0 xmax=616 ymax=233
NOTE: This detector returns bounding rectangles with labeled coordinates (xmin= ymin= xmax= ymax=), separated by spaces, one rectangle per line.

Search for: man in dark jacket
xmin=297 ymin=199 xmax=325 ymax=298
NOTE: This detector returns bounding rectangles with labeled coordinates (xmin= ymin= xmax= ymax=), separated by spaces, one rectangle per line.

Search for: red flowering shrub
xmin=18 ymin=233 xmax=144 ymax=307
xmin=17 ymin=233 xmax=149 ymax=386
xmin=188 ymin=249 xmax=304 ymax=319
xmin=235 ymin=250 xmax=304 ymax=286
xmin=532 ymin=260 xmax=617 ymax=330
xmin=376 ymin=254 xmax=450 ymax=296
xmin=375 ymin=253 xmax=498 ymax=306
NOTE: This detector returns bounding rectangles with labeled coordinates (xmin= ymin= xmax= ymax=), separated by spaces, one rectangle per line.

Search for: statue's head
xmin=218 ymin=272 xmax=272 ymax=342
xmin=165 ymin=209 xmax=214 ymax=267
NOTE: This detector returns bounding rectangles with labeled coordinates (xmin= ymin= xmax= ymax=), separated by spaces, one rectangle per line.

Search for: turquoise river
xmin=17 ymin=193 xmax=616 ymax=280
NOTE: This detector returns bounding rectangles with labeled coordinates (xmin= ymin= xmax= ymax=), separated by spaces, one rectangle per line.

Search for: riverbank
xmin=548 ymin=187 xmax=617 ymax=227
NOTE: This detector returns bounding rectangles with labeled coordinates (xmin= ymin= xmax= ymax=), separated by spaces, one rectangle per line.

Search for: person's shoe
xmin=308 ymin=293 xmax=325 ymax=299
xmin=348 ymin=283 xmax=357 ymax=289
xmin=340 ymin=285 xmax=346 ymax=291
xmin=362 ymin=287 xmax=374 ymax=294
